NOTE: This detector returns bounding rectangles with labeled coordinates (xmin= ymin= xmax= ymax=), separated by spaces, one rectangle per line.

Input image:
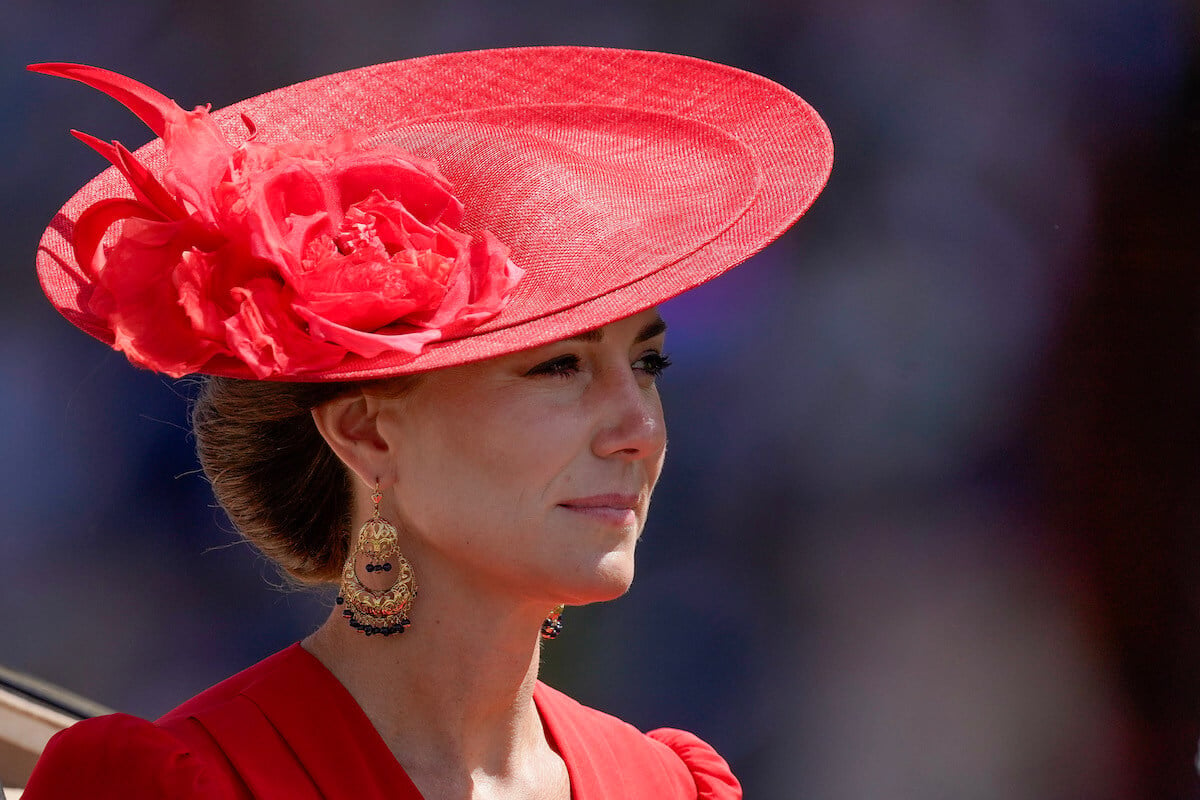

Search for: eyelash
xmin=635 ymin=352 xmax=672 ymax=377
xmin=526 ymin=352 xmax=672 ymax=379
xmin=528 ymin=355 xmax=580 ymax=378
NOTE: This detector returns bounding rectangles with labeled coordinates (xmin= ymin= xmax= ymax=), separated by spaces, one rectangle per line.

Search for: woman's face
xmin=377 ymin=308 xmax=669 ymax=607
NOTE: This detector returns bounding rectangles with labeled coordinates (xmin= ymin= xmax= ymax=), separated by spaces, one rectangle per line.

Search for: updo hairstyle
xmin=191 ymin=375 xmax=417 ymax=583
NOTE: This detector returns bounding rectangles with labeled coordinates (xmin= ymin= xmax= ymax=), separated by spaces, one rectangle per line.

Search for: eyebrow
xmin=566 ymin=315 xmax=668 ymax=344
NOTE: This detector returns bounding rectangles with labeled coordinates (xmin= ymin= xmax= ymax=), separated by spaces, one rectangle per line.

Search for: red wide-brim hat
xmin=32 ymin=47 xmax=832 ymax=381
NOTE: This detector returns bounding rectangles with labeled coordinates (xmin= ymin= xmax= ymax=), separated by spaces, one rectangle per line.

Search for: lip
xmin=558 ymin=494 xmax=641 ymax=526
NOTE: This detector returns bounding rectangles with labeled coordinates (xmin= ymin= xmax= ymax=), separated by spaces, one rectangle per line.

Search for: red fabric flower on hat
xmin=36 ymin=64 xmax=522 ymax=378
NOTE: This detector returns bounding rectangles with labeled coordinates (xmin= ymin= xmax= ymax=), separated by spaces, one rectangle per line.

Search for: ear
xmin=311 ymin=391 xmax=395 ymax=490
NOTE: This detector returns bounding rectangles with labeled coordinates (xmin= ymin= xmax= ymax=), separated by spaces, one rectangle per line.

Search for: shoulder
xmin=21 ymin=713 xmax=245 ymax=800
xmin=158 ymin=643 xmax=304 ymax=724
xmin=22 ymin=646 xmax=313 ymax=800
xmin=645 ymin=727 xmax=743 ymax=800
xmin=535 ymin=682 xmax=742 ymax=799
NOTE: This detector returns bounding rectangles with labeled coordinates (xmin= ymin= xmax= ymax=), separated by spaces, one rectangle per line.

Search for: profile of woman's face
xmin=375 ymin=308 xmax=669 ymax=608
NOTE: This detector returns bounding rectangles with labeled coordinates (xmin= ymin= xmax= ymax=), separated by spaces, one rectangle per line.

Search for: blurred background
xmin=2 ymin=0 xmax=1199 ymax=796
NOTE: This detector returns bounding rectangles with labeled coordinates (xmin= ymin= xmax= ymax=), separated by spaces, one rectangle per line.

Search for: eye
xmin=633 ymin=351 xmax=672 ymax=378
xmin=526 ymin=354 xmax=580 ymax=378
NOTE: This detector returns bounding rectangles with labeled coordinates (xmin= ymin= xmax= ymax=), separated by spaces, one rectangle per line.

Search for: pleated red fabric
xmin=22 ymin=644 xmax=740 ymax=798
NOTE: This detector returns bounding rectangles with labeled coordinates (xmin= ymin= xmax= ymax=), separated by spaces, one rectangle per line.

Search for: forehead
xmin=403 ymin=308 xmax=667 ymax=391
xmin=560 ymin=308 xmax=667 ymax=344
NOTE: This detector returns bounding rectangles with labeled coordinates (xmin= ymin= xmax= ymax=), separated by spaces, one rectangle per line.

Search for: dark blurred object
xmin=1035 ymin=43 xmax=1200 ymax=800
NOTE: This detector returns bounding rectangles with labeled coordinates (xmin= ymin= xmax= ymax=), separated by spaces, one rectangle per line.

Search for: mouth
xmin=557 ymin=494 xmax=641 ymax=526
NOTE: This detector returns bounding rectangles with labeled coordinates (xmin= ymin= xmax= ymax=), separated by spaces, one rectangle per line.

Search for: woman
xmin=21 ymin=47 xmax=831 ymax=798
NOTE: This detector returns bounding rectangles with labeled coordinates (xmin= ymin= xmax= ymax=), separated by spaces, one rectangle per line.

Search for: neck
xmin=302 ymin=579 xmax=561 ymax=791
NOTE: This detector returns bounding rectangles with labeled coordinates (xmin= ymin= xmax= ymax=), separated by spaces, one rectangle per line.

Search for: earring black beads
xmin=540 ymin=605 xmax=565 ymax=640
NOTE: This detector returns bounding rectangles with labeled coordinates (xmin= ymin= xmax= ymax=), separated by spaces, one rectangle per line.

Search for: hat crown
xmin=369 ymin=106 xmax=760 ymax=331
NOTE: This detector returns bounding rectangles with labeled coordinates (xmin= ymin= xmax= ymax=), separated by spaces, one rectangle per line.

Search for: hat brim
xmin=36 ymin=46 xmax=832 ymax=380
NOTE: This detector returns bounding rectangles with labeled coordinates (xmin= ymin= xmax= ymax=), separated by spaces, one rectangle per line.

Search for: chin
xmin=565 ymin=552 xmax=636 ymax=605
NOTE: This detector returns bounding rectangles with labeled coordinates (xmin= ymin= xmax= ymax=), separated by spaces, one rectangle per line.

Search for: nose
xmin=590 ymin=365 xmax=667 ymax=461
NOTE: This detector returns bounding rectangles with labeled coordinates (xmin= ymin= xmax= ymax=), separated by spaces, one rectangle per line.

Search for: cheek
xmin=651 ymin=440 xmax=667 ymax=483
xmin=393 ymin=395 xmax=580 ymax=524
xmin=647 ymin=398 xmax=668 ymax=482
xmin=470 ymin=403 xmax=585 ymax=504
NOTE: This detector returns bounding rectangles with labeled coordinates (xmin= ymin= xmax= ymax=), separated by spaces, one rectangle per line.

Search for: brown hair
xmin=191 ymin=375 xmax=415 ymax=583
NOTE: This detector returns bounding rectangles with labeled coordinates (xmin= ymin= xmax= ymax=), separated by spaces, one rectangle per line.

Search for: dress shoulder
xmin=534 ymin=681 xmax=742 ymax=799
xmin=647 ymin=727 xmax=743 ymax=799
xmin=21 ymin=713 xmax=245 ymax=799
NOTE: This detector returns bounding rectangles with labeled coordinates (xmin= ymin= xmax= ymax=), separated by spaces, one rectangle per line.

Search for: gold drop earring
xmin=336 ymin=483 xmax=417 ymax=636
xmin=541 ymin=605 xmax=565 ymax=640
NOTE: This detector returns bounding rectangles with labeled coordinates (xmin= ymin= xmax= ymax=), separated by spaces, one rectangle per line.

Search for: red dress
xmin=22 ymin=644 xmax=740 ymax=798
